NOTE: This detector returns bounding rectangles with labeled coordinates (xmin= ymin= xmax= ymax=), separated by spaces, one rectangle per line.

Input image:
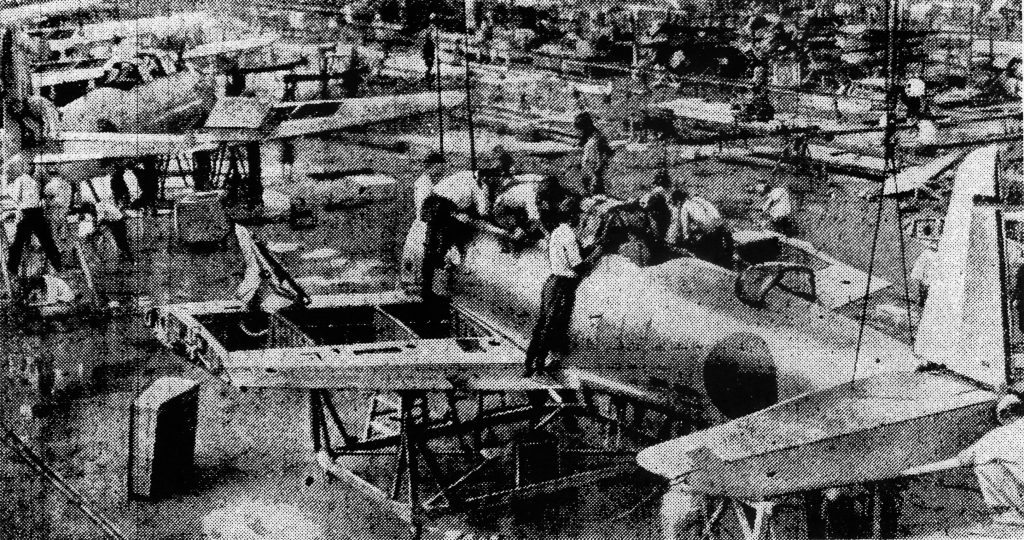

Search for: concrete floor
xmin=0 ymin=107 xmax=1016 ymax=538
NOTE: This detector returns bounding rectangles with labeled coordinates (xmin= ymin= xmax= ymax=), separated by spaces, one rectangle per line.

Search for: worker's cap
xmin=997 ymin=394 xmax=1024 ymax=425
xmin=652 ymin=170 xmax=671 ymax=188
xmin=423 ymin=151 xmax=446 ymax=165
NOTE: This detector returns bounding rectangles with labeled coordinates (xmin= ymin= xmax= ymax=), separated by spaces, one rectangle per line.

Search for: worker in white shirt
xmin=666 ymin=189 xmax=733 ymax=268
xmin=910 ymin=240 xmax=938 ymax=307
xmin=420 ymin=168 xmax=489 ymax=299
xmin=902 ymin=395 xmax=1024 ymax=527
xmin=523 ymin=199 xmax=602 ymax=377
xmin=6 ymin=156 xmax=64 ymax=276
xmin=492 ymin=174 xmax=549 ymax=252
xmin=760 ymin=181 xmax=794 ymax=235
xmin=413 ymin=152 xmax=446 ymax=222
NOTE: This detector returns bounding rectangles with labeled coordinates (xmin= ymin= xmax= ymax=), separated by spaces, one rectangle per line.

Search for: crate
xmin=130 ymin=377 xmax=200 ymax=499
xmin=173 ymin=191 xmax=229 ymax=246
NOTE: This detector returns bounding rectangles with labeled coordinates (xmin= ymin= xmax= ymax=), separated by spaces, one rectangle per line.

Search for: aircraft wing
xmin=183 ymin=33 xmax=280 ymax=60
xmin=265 ymin=91 xmax=466 ymax=140
xmin=637 ymin=145 xmax=1010 ymax=498
xmin=33 ymin=131 xmax=211 ymax=162
xmin=148 ymin=292 xmax=561 ymax=392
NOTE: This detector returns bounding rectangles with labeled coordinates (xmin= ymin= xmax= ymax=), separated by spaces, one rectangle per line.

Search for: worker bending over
xmin=523 ymin=199 xmax=602 ymax=377
xmin=492 ymin=174 xmax=550 ymax=253
xmin=420 ymin=169 xmax=489 ymax=299
xmin=666 ymin=189 xmax=733 ymax=268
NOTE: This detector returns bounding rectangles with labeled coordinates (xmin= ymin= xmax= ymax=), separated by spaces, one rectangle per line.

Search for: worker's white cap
xmin=905 ymin=78 xmax=926 ymax=98
xmin=997 ymin=394 xmax=1023 ymax=425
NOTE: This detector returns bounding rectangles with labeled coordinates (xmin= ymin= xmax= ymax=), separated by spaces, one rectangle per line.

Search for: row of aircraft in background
xmin=1 ymin=6 xmax=463 ymax=187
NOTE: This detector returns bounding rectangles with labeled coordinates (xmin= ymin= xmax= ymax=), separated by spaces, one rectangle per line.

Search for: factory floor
xmin=0 ymin=130 xmax=1010 ymax=539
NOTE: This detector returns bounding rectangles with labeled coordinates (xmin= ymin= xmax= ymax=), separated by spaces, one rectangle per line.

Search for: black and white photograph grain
xmin=0 ymin=0 xmax=1021 ymax=537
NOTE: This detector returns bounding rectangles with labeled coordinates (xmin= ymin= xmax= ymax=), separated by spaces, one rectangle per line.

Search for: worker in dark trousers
xmin=420 ymin=170 xmax=488 ymax=299
xmin=6 ymin=156 xmax=64 ymax=276
xmin=523 ymin=199 xmax=602 ymax=377
xmin=575 ymin=111 xmax=612 ymax=196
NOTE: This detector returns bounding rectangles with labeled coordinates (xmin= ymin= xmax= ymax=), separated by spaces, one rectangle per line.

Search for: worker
xmin=638 ymin=170 xmax=672 ymax=243
xmin=413 ymin=151 xmax=446 ymax=222
xmin=902 ymin=77 xmax=927 ymax=120
xmin=760 ymin=181 xmax=794 ymax=235
xmin=903 ymin=395 xmax=1024 ymax=527
xmin=523 ymin=199 xmax=602 ymax=377
xmin=575 ymin=111 xmax=612 ymax=196
xmin=478 ymin=145 xmax=515 ymax=187
xmin=666 ymin=189 xmax=733 ymax=268
xmin=81 ymin=170 xmax=132 ymax=259
xmin=493 ymin=175 xmax=550 ymax=252
xmin=420 ymin=14 xmax=439 ymax=82
xmin=910 ymin=240 xmax=938 ymax=307
xmin=420 ymin=169 xmax=489 ymax=299
xmin=6 ymin=156 xmax=64 ymax=276
xmin=42 ymin=165 xmax=72 ymax=254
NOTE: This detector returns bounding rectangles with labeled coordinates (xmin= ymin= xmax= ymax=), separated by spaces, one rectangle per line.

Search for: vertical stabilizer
xmin=915 ymin=145 xmax=1008 ymax=387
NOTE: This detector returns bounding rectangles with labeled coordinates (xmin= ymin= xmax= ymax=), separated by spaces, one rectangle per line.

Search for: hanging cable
xmin=852 ymin=0 xmax=900 ymax=385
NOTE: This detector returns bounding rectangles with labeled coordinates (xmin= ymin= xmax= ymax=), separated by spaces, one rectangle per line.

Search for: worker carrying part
xmin=420 ymin=169 xmax=489 ymax=300
xmin=523 ymin=198 xmax=603 ymax=378
xmin=575 ymin=112 xmax=612 ymax=196
xmin=665 ymin=189 xmax=733 ymax=269
xmin=902 ymin=395 xmax=1024 ymax=528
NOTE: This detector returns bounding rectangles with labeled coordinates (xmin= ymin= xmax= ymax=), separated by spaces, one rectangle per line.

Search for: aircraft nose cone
xmin=636 ymin=437 xmax=699 ymax=480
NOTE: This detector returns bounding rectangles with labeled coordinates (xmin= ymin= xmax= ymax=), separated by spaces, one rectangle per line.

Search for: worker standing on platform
xmin=575 ymin=112 xmax=612 ymax=196
xmin=81 ymin=168 xmax=132 ymax=259
xmin=6 ymin=156 xmax=64 ymax=276
xmin=523 ymin=199 xmax=601 ymax=377
xmin=420 ymin=168 xmax=489 ymax=299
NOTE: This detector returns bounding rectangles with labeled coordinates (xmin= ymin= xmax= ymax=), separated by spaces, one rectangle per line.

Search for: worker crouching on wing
xmin=523 ymin=197 xmax=603 ymax=378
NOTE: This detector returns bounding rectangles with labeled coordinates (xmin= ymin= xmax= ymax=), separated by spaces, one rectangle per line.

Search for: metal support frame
xmin=309 ymin=388 xmax=643 ymax=534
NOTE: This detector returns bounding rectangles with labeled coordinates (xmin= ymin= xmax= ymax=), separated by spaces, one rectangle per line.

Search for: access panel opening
xmin=379 ymin=303 xmax=489 ymax=339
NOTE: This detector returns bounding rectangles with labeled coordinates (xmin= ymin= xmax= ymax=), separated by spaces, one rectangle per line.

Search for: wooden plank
xmin=316 ymin=450 xmax=412 ymax=523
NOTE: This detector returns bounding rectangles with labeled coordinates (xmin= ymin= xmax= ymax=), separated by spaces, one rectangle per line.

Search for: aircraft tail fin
xmin=915 ymin=146 xmax=1009 ymax=388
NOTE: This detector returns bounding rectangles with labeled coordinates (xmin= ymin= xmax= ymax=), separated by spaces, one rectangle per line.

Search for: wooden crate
xmin=173 ymin=191 xmax=229 ymax=246
xmin=130 ymin=377 xmax=200 ymax=499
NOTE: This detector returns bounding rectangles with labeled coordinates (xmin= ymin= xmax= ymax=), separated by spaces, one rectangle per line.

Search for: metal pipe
xmin=0 ymin=424 xmax=127 ymax=540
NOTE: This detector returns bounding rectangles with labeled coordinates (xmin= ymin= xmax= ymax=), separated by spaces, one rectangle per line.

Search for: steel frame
xmin=308 ymin=389 xmax=641 ymax=538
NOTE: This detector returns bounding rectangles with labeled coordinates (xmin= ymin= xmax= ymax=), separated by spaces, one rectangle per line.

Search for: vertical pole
xmin=310 ymin=391 xmax=322 ymax=453
xmin=400 ymin=393 xmax=422 ymax=539
xmin=463 ymin=19 xmax=477 ymax=174
xmin=435 ymin=27 xmax=445 ymax=160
